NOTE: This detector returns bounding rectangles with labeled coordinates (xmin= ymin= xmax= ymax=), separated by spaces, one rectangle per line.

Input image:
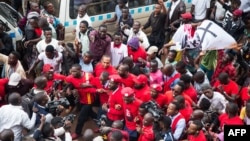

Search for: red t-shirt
xmin=213 ymin=80 xmax=239 ymax=96
xmin=138 ymin=125 xmax=155 ymax=141
xmin=45 ymin=73 xmax=66 ymax=94
xmin=223 ymin=116 xmax=244 ymax=126
xmin=107 ymin=86 xmax=124 ymax=121
xmin=120 ymin=73 xmax=136 ymax=88
xmin=187 ymin=130 xmax=206 ymax=141
xmin=92 ymin=77 xmax=109 ymax=105
xmin=128 ymin=46 xmax=147 ymax=63
xmin=151 ymin=93 xmax=168 ymax=109
xmin=183 ymin=86 xmax=197 ymax=103
xmin=165 ymin=91 xmax=193 ymax=106
xmin=65 ymin=73 xmax=96 ymax=105
xmin=179 ymin=101 xmax=193 ymax=123
xmin=94 ymin=63 xmax=117 ymax=77
xmin=240 ymin=87 xmax=250 ymax=105
xmin=123 ymin=99 xmax=142 ymax=130
xmin=134 ymin=85 xmax=151 ymax=102
xmin=0 ymin=78 xmax=8 ymax=106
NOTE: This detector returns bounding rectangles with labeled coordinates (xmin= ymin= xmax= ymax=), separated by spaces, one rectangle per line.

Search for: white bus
xmin=40 ymin=0 xmax=192 ymax=40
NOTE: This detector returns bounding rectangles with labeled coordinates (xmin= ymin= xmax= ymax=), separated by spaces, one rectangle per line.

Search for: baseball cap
xmin=151 ymin=84 xmax=162 ymax=92
xmin=43 ymin=64 xmax=54 ymax=73
xmin=8 ymin=72 xmax=21 ymax=86
xmin=133 ymin=74 xmax=148 ymax=84
xmin=147 ymin=46 xmax=158 ymax=55
xmin=121 ymin=87 xmax=135 ymax=97
xmin=181 ymin=12 xmax=192 ymax=20
xmin=109 ymin=75 xmax=121 ymax=83
xmin=27 ymin=11 xmax=40 ymax=19
xmin=233 ymin=9 xmax=243 ymax=16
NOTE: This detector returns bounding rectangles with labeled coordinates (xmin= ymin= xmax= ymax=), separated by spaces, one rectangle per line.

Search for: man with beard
xmin=122 ymin=87 xmax=142 ymax=141
xmin=133 ymin=74 xmax=151 ymax=102
xmin=102 ymin=75 xmax=124 ymax=126
xmin=66 ymin=64 xmax=97 ymax=139
xmin=118 ymin=63 xmax=136 ymax=87
xmin=89 ymin=24 xmax=111 ymax=64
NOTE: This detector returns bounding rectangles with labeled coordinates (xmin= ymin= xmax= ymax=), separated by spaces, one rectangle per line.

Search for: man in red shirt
xmin=150 ymin=84 xmax=168 ymax=111
xmin=127 ymin=37 xmax=147 ymax=64
xmin=102 ymin=74 xmax=124 ymax=125
xmin=137 ymin=112 xmax=155 ymax=141
xmin=42 ymin=64 xmax=66 ymax=96
xmin=173 ymin=95 xmax=193 ymax=123
xmin=118 ymin=64 xmax=136 ymax=87
xmin=122 ymin=87 xmax=142 ymax=141
xmin=65 ymin=64 xmax=97 ymax=139
xmin=220 ymin=102 xmax=244 ymax=127
xmin=94 ymin=55 xmax=117 ymax=77
xmin=180 ymin=74 xmax=197 ymax=103
xmin=186 ymin=120 xmax=207 ymax=141
xmin=213 ymin=72 xmax=239 ymax=102
xmin=211 ymin=50 xmax=236 ymax=85
xmin=133 ymin=74 xmax=151 ymax=102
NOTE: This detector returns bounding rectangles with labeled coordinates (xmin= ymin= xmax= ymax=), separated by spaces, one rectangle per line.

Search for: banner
xmin=171 ymin=20 xmax=237 ymax=51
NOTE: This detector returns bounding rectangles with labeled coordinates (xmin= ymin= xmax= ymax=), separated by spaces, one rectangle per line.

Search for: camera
xmin=63 ymin=114 xmax=76 ymax=123
xmin=144 ymin=101 xmax=164 ymax=120
xmin=47 ymin=97 xmax=70 ymax=116
xmin=94 ymin=114 xmax=108 ymax=127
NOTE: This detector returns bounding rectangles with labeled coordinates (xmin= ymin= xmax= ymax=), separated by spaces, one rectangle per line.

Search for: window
xmin=69 ymin=0 xmax=116 ymax=19
xmin=69 ymin=0 xmax=169 ymax=18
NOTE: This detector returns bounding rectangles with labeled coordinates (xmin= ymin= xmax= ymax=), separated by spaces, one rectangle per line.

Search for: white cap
xmin=8 ymin=72 xmax=21 ymax=86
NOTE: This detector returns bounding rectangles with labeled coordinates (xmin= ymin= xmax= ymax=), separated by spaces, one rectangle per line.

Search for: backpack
xmin=21 ymin=88 xmax=36 ymax=118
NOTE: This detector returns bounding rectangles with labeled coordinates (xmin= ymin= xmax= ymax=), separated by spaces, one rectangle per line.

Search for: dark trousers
xmin=75 ymin=104 xmax=96 ymax=135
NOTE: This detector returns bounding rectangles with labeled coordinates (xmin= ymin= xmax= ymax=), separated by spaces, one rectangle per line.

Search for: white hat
xmin=8 ymin=73 xmax=21 ymax=86
xmin=147 ymin=46 xmax=158 ymax=54
xmin=27 ymin=11 xmax=40 ymax=19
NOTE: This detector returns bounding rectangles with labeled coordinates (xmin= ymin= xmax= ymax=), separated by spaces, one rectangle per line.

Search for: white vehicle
xmin=0 ymin=2 xmax=23 ymax=50
xmin=40 ymin=0 xmax=192 ymax=40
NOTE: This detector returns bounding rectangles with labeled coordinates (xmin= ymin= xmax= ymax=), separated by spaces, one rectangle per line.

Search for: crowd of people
xmin=0 ymin=0 xmax=250 ymax=141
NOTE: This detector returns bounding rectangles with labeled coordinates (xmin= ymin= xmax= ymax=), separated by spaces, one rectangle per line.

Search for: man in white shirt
xmin=110 ymin=32 xmax=128 ymax=67
xmin=75 ymin=4 xmax=92 ymax=37
xmin=0 ymin=92 xmax=37 ymax=141
xmin=198 ymin=83 xmax=228 ymax=113
xmin=123 ymin=21 xmax=150 ymax=49
xmin=28 ymin=45 xmax=63 ymax=74
xmin=191 ymin=0 xmax=211 ymax=21
xmin=36 ymin=27 xmax=63 ymax=53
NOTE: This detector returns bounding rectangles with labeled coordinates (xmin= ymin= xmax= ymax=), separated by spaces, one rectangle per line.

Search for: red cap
xmin=133 ymin=74 xmax=148 ymax=84
xmin=233 ymin=9 xmax=243 ymax=16
xmin=181 ymin=12 xmax=192 ymax=20
xmin=121 ymin=87 xmax=135 ymax=97
xmin=109 ymin=75 xmax=121 ymax=83
xmin=43 ymin=64 xmax=54 ymax=73
xmin=151 ymin=84 xmax=162 ymax=92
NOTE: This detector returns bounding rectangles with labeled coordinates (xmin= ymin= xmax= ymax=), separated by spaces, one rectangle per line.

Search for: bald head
xmin=83 ymin=129 xmax=94 ymax=141
xmin=163 ymin=63 xmax=174 ymax=76
xmin=0 ymin=129 xmax=14 ymax=141
xmin=112 ymin=120 xmax=124 ymax=130
xmin=143 ymin=112 xmax=154 ymax=126
xmin=191 ymin=109 xmax=204 ymax=120
xmin=8 ymin=92 xmax=21 ymax=106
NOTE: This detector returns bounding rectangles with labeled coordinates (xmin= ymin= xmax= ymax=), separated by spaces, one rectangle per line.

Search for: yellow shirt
xmin=240 ymin=107 xmax=246 ymax=120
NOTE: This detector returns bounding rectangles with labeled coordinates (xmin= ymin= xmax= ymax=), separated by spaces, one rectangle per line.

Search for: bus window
xmin=69 ymin=0 xmax=116 ymax=19
xmin=129 ymin=0 xmax=168 ymax=8
xmin=40 ymin=0 xmax=60 ymax=17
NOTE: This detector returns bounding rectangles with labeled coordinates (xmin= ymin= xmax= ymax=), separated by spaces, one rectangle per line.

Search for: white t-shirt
xmin=76 ymin=13 xmax=92 ymax=37
xmin=110 ymin=42 xmax=128 ymax=67
xmin=198 ymin=91 xmax=228 ymax=113
xmin=192 ymin=0 xmax=211 ymax=20
xmin=38 ymin=52 xmax=62 ymax=73
xmin=124 ymin=29 xmax=150 ymax=49
xmin=36 ymin=38 xmax=63 ymax=53
xmin=215 ymin=1 xmax=226 ymax=23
